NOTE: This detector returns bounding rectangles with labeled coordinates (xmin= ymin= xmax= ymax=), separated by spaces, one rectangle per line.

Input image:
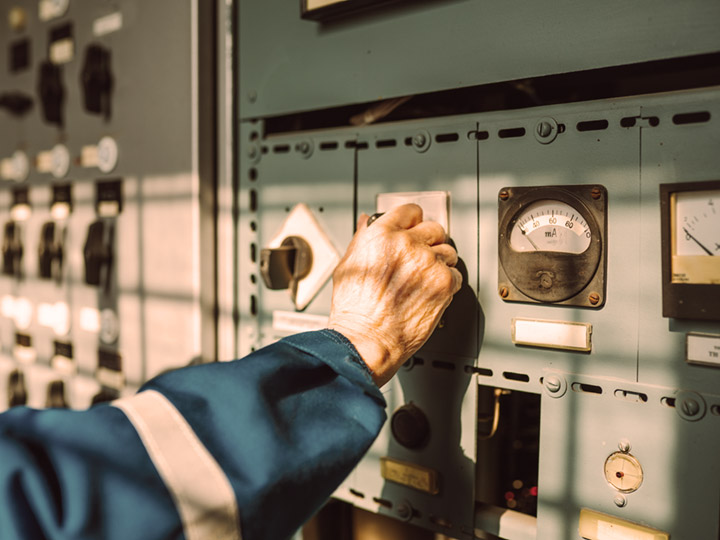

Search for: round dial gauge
xmin=604 ymin=452 xmax=643 ymax=493
xmin=509 ymin=199 xmax=592 ymax=254
xmin=498 ymin=186 xmax=606 ymax=306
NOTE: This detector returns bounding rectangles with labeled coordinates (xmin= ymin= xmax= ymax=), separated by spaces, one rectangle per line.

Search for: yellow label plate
xmin=380 ymin=457 xmax=439 ymax=495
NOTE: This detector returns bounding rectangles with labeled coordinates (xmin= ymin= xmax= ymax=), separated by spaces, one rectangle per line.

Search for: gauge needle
xmin=683 ymin=227 xmax=715 ymax=256
xmin=521 ymin=228 xmax=539 ymax=250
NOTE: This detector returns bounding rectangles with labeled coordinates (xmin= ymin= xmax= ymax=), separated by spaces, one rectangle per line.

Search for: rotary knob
xmin=391 ymin=403 xmax=430 ymax=449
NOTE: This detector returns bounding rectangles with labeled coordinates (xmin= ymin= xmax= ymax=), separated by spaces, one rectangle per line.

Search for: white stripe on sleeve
xmin=113 ymin=390 xmax=242 ymax=540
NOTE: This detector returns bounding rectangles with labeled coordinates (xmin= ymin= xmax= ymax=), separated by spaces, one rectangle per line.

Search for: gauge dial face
xmin=604 ymin=452 xmax=643 ymax=493
xmin=509 ymin=200 xmax=592 ymax=254
xmin=671 ymin=189 xmax=720 ymax=285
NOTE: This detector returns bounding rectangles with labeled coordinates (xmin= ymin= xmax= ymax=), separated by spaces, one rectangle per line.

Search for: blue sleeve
xmin=0 ymin=329 xmax=387 ymax=540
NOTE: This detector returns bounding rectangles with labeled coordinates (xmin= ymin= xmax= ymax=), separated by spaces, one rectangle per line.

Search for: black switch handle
xmin=83 ymin=220 xmax=114 ymax=290
xmin=2 ymin=222 xmax=23 ymax=278
xmin=260 ymin=236 xmax=313 ymax=303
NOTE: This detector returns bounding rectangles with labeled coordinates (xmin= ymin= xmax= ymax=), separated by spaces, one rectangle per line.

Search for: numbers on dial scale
xmin=676 ymin=190 xmax=720 ymax=256
xmin=510 ymin=200 xmax=592 ymax=254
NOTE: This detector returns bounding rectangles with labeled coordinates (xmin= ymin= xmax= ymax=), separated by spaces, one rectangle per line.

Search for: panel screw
xmin=396 ymin=501 xmax=413 ymax=522
xmin=247 ymin=146 xmax=258 ymax=159
xmin=614 ymin=495 xmax=627 ymax=508
xmin=591 ymin=187 xmax=602 ymax=200
xmin=295 ymin=140 xmax=313 ymax=158
xmin=499 ymin=286 xmax=509 ymax=298
xmin=499 ymin=190 xmax=510 ymax=201
xmin=411 ymin=130 xmax=431 ymax=153
xmin=681 ymin=398 xmax=700 ymax=418
xmin=534 ymin=117 xmax=559 ymax=144
xmin=589 ymin=292 xmax=600 ymax=305
xmin=247 ymin=90 xmax=257 ymax=103
xmin=618 ymin=440 xmax=631 ymax=453
xmin=544 ymin=376 xmax=562 ymax=394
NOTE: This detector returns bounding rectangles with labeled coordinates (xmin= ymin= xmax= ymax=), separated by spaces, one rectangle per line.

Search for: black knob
xmin=38 ymin=61 xmax=64 ymax=126
xmin=391 ymin=403 xmax=430 ymax=449
xmin=8 ymin=370 xmax=27 ymax=407
xmin=260 ymin=236 xmax=313 ymax=301
xmin=81 ymin=44 xmax=113 ymax=118
xmin=83 ymin=220 xmax=114 ymax=289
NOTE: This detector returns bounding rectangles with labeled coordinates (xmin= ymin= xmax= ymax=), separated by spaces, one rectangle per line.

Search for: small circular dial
xmin=604 ymin=452 xmax=643 ymax=493
xmin=509 ymin=200 xmax=592 ymax=254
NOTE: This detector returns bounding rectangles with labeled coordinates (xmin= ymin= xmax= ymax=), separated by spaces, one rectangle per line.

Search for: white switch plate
xmin=268 ymin=203 xmax=340 ymax=311
xmin=376 ymin=191 xmax=451 ymax=234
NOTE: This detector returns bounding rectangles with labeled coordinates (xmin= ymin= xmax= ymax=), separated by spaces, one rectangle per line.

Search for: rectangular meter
xmin=660 ymin=180 xmax=720 ymax=320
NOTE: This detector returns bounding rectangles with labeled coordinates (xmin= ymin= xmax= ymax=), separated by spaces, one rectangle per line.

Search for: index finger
xmin=380 ymin=203 xmax=423 ymax=230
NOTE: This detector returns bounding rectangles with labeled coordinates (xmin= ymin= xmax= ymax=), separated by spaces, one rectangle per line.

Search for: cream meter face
xmin=498 ymin=185 xmax=607 ymax=308
xmin=661 ymin=180 xmax=720 ymax=320
xmin=604 ymin=452 xmax=643 ymax=493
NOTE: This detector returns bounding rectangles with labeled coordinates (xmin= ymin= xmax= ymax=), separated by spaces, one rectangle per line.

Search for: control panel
xmin=228 ymin=86 xmax=720 ymax=539
xmin=0 ymin=0 xmax=214 ymax=412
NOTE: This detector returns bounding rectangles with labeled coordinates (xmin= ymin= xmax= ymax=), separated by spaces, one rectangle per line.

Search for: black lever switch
xmin=46 ymin=380 xmax=69 ymax=409
xmin=81 ymin=44 xmax=113 ymax=118
xmin=38 ymin=221 xmax=64 ymax=280
xmin=260 ymin=236 xmax=313 ymax=301
xmin=8 ymin=370 xmax=27 ymax=408
xmin=83 ymin=220 xmax=114 ymax=288
xmin=37 ymin=60 xmax=64 ymax=126
xmin=2 ymin=222 xmax=23 ymax=277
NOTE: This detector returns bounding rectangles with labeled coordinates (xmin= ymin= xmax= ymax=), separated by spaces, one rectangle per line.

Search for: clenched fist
xmin=328 ymin=204 xmax=462 ymax=387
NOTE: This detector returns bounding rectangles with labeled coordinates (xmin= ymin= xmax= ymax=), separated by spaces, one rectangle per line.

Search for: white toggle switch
xmin=0 ymin=151 xmax=29 ymax=182
xmin=36 ymin=144 xmax=70 ymax=178
xmin=376 ymin=191 xmax=451 ymax=234
xmin=265 ymin=203 xmax=340 ymax=311
xmin=81 ymin=136 xmax=118 ymax=173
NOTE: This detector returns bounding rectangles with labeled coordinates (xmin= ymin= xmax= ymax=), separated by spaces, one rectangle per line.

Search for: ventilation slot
xmin=375 ymin=138 xmax=397 ymax=149
xmin=577 ymin=119 xmax=609 ymax=132
xmin=319 ymin=141 xmax=338 ymax=151
xmin=711 ymin=405 xmax=720 ymax=416
xmin=373 ymin=497 xmax=393 ymax=509
xmin=249 ymin=189 xmax=258 ymax=212
xmin=404 ymin=137 xmax=413 ymax=146
xmin=272 ymin=144 xmax=290 ymax=154
xmin=465 ymin=366 xmax=493 ymax=377
xmin=250 ymin=295 xmax=257 ymax=316
xmin=620 ymin=117 xmax=637 ymax=128
xmin=661 ymin=397 xmax=676 ymax=408
xmin=345 ymin=140 xmax=360 ymax=148
xmin=672 ymin=111 xmax=711 ymax=125
xmin=498 ymin=127 xmax=526 ymax=139
xmin=571 ymin=382 xmax=602 ymax=395
xmin=472 ymin=130 xmax=490 ymax=141
xmin=432 ymin=360 xmax=455 ymax=371
xmin=349 ymin=488 xmax=365 ymax=499
xmin=250 ymin=243 xmax=257 ymax=263
xmin=646 ymin=116 xmax=660 ymax=127
xmin=248 ymin=168 xmax=257 ymax=181
xmin=250 ymin=221 xmax=257 ymax=232
xmin=435 ymin=132 xmax=459 ymax=143
xmin=614 ymin=389 xmax=648 ymax=403
xmin=503 ymin=371 xmax=529 ymax=382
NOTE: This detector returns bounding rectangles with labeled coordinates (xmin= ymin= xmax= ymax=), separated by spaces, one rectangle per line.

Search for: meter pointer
xmin=682 ymin=227 xmax=714 ymax=256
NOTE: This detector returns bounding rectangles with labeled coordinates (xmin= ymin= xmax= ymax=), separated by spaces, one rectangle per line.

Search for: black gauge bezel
xmin=498 ymin=185 xmax=607 ymax=307
xmin=660 ymin=179 xmax=720 ymax=320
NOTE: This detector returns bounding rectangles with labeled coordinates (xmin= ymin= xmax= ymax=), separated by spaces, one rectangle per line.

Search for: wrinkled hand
xmin=328 ymin=204 xmax=462 ymax=387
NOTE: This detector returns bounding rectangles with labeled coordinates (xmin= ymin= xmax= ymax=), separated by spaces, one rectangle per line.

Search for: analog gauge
xmin=672 ymin=188 xmax=720 ymax=284
xmin=509 ymin=199 xmax=592 ymax=254
xmin=604 ymin=452 xmax=643 ymax=493
xmin=661 ymin=180 xmax=720 ymax=320
xmin=498 ymin=185 xmax=607 ymax=307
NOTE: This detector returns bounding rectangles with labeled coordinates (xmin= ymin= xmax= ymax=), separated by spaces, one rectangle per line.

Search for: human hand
xmin=328 ymin=204 xmax=462 ymax=387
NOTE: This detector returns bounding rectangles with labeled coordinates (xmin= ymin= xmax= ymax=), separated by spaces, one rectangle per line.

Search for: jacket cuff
xmin=281 ymin=330 xmax=386 ymax=407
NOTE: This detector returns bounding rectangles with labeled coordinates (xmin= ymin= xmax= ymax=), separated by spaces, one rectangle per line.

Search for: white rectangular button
xmin=512 ymin=318 xmax=591 ymax=352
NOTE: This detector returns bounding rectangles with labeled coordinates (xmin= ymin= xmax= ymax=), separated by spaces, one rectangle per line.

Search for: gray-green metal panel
xmin=239 ymin=0 xmax=720 ymax=118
